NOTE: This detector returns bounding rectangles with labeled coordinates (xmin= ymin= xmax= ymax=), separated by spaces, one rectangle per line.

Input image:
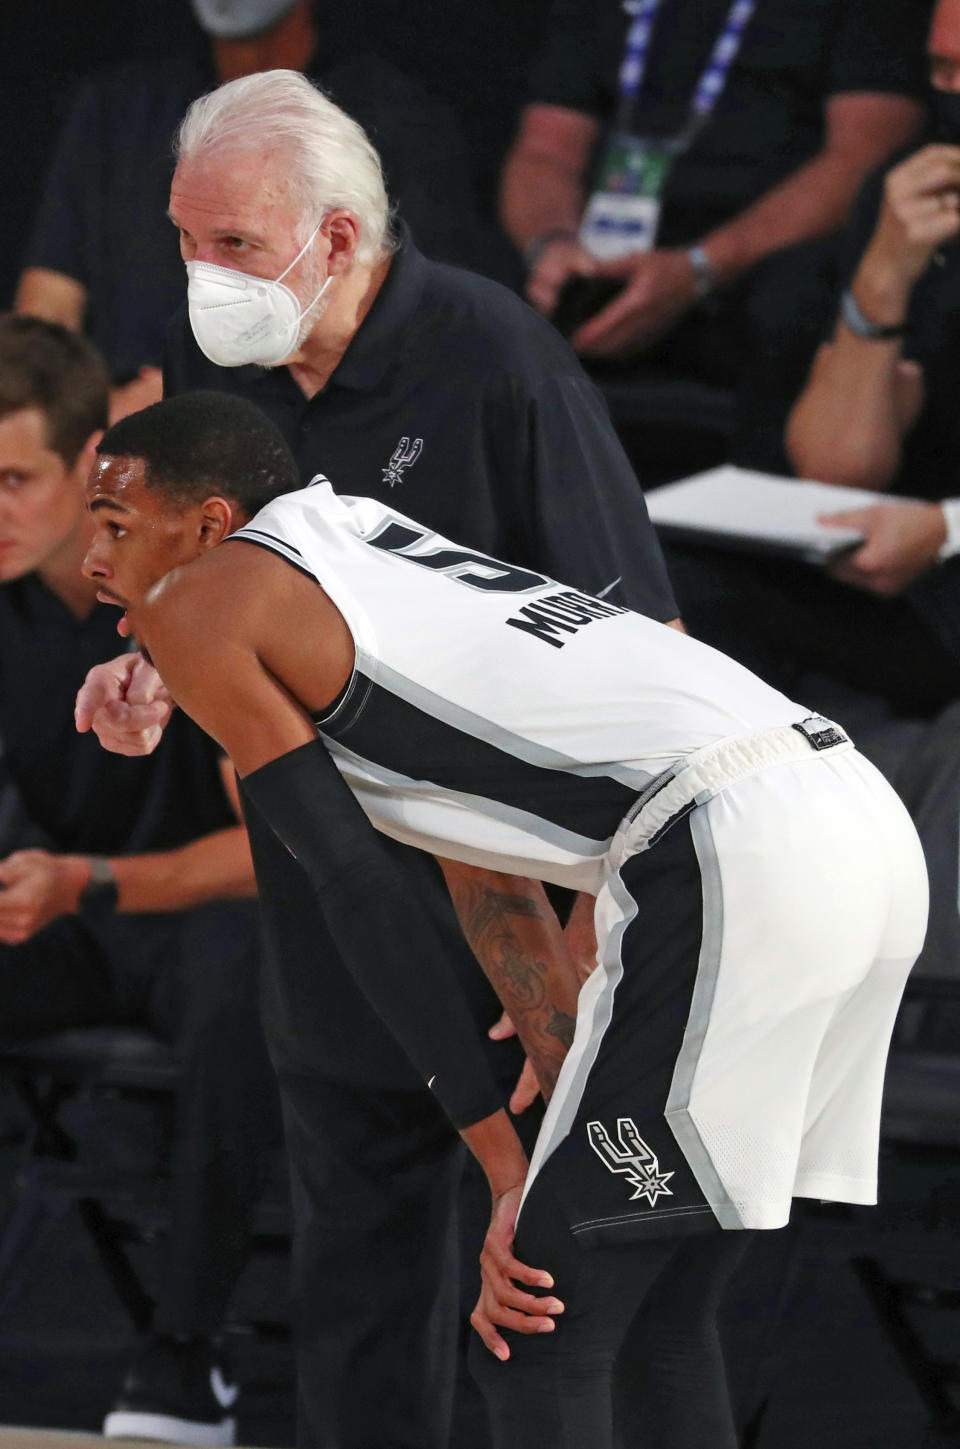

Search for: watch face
xmin=81 ymin=858 xmax=119 ymax=914
xmin=688 ymin=248 xmax=714 ymax=300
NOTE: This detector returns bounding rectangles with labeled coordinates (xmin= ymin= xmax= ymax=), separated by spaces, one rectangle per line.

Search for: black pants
xmin=470 ymin=1180 xmax=751 ymax=1449
xmin=0 ymin=901 xmax=278 ymax=1335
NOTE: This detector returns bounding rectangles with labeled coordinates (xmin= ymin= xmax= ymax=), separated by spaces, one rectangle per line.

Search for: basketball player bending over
xmin=81 ymin=392 xmax=928 ymax=1449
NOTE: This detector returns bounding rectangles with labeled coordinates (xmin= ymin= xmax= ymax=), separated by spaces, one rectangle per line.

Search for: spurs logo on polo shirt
xmin=382 ymin=436 xmax=424 ymax=487
xmin=588 ymin=1118 xmax=675 ymax=1206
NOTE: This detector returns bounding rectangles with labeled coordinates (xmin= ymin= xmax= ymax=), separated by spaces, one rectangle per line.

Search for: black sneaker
xmin=103 ymin=1332 xmax=239 ymax=1446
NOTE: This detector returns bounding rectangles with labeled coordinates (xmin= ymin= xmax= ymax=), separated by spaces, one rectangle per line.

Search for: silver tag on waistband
xmin=792 ymin=716 xmax=848 ymax=751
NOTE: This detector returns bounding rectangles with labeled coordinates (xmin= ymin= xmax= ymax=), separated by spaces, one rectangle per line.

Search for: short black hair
xmin=0 ymin=314 xmax=109 ymax=465
xmin=97 ymin=392 xmax=301 ymax=516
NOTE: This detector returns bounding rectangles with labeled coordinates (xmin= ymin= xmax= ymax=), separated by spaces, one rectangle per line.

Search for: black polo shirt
xmin=0 ymin=576 xmax=234 ymax=857
xmin=164 ymin=234 xmax=678 ymax=622
xmin=530 ymin=0 xmax=931 ymax=246
xmin=22 ymin=44 xmax=485 ymax=381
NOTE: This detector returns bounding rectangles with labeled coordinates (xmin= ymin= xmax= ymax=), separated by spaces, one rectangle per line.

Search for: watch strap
xmin=686 ymin=244 xmax=716 ymax=300
xmin=80 ymin=856 xmax=119 ymax=914
xmin=840 ymin=289 xmax=907 ymax=341
xmin=938 ymin=498 xmax=960 ymax=562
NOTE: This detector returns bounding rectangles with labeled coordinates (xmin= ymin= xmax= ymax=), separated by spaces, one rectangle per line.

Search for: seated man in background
xmin=500 ymin=0 xmax=930 ymax=470
xmin=666 ymin=0 xmax=960 ymax=709
xmin=672 ymin=0 xmax=960 ymax=996
xmin=15 ymin=0 xmax=486 ymax=423
xmin=720 ymin=0 xmax=960 ymax=697
xmin=780 ymin=0 xmax=960 ymax=1005
xmin=0 ymin=314 xmax=276 ymax=1446
xmin=787 ymin=0 xmax=960 ymax=598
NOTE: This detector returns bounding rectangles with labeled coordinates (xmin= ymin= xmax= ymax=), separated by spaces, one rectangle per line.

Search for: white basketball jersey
xmin=232 ymin=480 xmax=808 ymax=891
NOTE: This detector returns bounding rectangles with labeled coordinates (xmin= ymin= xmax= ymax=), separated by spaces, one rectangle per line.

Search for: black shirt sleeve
xmin=526 ymin=0 xmax=621 ymax=120
xmin=501 ymin=371 xmax=679 ymax=619
xmin=826 ymin=0 xmax=931 ymax=101
xmin=240 ymin=739 xmax=506 ymax=1131
xmin=21 ymin=78 xmax=100 ymax=288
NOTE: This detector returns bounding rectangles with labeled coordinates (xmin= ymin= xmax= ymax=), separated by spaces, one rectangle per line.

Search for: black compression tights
xmin=469 ymin=1182 xmax=752 ymax=1449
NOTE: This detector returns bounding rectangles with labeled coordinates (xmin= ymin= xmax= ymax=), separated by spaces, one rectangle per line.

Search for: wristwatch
xmin=938 ymin=498 xmax=960 ymax=562
xmin=80 ymin=855 xmax=119 ymax=914
xmin=840 ymin=289 xmax=907 ymax=341
xmin=686 ymin=244 xmax=717 ymax=300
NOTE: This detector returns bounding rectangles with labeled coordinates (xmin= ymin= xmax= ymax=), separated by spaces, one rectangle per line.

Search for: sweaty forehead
xmin=86 ymin=454 xmax=150 ymax=510
xmin=169 ymin=151 xmax=297 ymax=236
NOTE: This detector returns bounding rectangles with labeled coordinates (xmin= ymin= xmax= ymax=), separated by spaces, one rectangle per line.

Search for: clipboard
xmin=644 ymin=466 xmax=885 ymax=564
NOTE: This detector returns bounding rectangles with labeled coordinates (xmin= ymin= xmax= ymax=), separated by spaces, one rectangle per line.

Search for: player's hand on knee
xmin=472 ymin=1184 xmax=564 ymax=1359
xmin=75 ymin=652 xmax=173 ymax=756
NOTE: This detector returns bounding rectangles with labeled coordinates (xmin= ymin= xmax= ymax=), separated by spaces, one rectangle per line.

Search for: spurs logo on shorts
xmin=588 ymin=1118 xmax=675 ymax=1207
xmin=382 ymin=436 xmax=423 ymax=488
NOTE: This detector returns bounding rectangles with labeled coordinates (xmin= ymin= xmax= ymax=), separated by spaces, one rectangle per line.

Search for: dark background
xmin=0 ymin=0 xmax=554 ymax=308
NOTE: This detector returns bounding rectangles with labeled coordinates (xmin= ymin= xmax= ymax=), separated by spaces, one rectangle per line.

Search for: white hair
xmin=176 ymin=69 xmax=395 ymax=266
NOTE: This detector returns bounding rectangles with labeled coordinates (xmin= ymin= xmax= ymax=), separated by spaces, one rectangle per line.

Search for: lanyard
xmin=616 ymin=0 xmax=758 ymax=140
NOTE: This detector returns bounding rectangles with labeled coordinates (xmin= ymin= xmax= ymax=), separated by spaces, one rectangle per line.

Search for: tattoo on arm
xmin=448 ymin=877 xmax=580 ymax=1102
xmin=546 ymin=1010 xmax=576 ymax=1050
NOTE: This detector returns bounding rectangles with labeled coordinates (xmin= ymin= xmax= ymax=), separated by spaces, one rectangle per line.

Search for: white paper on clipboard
xmin=645 ymin=465 xmax=895 ymax=564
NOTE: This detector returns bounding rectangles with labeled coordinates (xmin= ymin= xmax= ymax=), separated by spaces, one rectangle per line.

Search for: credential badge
xmin=382 ymin=435 xmax=423 ymax=488
xmin=588 ymin=1117 xmax=674 ymax=1207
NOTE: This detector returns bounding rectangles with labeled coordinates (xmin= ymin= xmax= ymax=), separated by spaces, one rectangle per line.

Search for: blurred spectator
xmin=778 ymin=0 xmax=960 ymax=1003
xmin=15 ymin=0 xmax=485 ymax=423
xmin=787 ymin=0 xmax=960 ymax=593
xmin=0 ymin=315 xmax=276 ymax=1446
xmin=660 ymin=0 xmax=960 ymax=706
xmin=499 ymin=0 xmax=931 ymax=469
xmin=0 ymin=0 xmax=198 ymax=310
xmin=662 ymin=5 xmax=960 ymax=1002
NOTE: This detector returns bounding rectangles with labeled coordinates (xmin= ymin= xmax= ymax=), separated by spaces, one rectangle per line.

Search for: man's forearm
xmin=701 ymin=147 xmax=892 ymax=287
xmin=108 ymin=824 xmax=257 ymax=912
xmin=461 ymin=1107 xmax=530 ymax=1195
xmin=438 ymin=861 xmax=581 ymax=1101
xmin=785 ymin=329 xmax=910 ymax=487
xmin=500 ymin=148 xmax=584 ymax=252
xmin=499 ymin=105 xmax=599 ymax=253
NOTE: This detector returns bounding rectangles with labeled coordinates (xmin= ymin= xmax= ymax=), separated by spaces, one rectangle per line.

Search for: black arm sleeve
xmin=239 ymin=738 xmax=505 ymax=1130
xmin=21 ymin=79 xmax=98 ymax=289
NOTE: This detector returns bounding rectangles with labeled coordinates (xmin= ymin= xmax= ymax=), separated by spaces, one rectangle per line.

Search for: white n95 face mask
xmin=186 ymin=223 xmax=331 ymax=368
